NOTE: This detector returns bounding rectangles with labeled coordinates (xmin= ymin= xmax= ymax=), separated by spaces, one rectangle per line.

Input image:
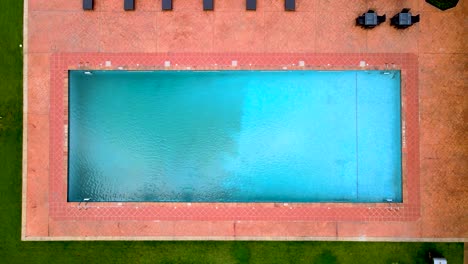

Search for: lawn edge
xmin=21 ymin=0 xmax=28 ymax=241
xmin=21 ymin=236 xmax=467 ymax=242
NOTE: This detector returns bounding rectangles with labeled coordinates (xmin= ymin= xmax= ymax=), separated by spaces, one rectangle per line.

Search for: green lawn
xmin=0 ymin=0 xmax=463 ymax=263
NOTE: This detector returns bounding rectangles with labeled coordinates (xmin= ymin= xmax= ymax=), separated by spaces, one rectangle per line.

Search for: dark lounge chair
xmin=391 ymin=9 xmax=420 ymax=29
xmin=377 ymin=14 xmax=386 ymax=24
xmin=356 ymin=10 xmax=385 ymax=29
xmin=390 ymin=15 xmax=398 ymax=25
xmin=356 ymin=16 xmax=365 ymax=26
xmin=162 ymin=0 xmax=172 ymax=11
xmin=204 ymin=0 xmax=214 ymax=11
xmin=124 ymin=0 xmax=135 ymax=11
xmin=246 ymin=0 xmax=256 ymax=10
xmin=83 ymin=0 xmax=93 ymax=10
xmin=285 ymin=0 xmax=295 ymax=11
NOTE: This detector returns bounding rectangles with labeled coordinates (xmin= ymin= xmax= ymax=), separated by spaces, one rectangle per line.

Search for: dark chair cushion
xmin=390 ymin=15 xmax=399 ymax=25
xmin=124 ymin=0 xmax=135 ymax=10
xmin=162 ymin=0 xmax=172 ymax=10
xmin=83 ymin=0 xmax=93 ymax=10
xmin=377 ymin=14 xmax=386 ymax=24
xmin=246 ymin=0 xmax=256 ymax=10
xmin=285 ymin=0 xmax=295 ymax=11
xmin=203 ymin=0 xmax=214 ymax=10
xmin=356 ymin=16 xmax=365 ymax=26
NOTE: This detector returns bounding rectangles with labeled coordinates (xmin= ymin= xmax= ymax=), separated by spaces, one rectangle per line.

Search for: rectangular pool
xmin=68 ymin=70 xmax=402 ymax=203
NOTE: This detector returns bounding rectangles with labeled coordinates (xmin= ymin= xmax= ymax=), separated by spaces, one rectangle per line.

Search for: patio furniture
xmin=377 ymin=14 xmax=386 ymax=24
xmin=162 ymin=0 xmax=172 ymax=11
xmin=83 ymin=0 xmax=93 ymax=10
xmin=285 ymin=0 xmax=295 ymax=11
xmin=356 ymin=10 xmax=385 ymax=28
xmin=391 ymin=9 xmax=420 ymax=28
xmin=204 ymin=0 xmax=214 ymax=10
xmin=247 ymin=0 xmax=256 ymax=10
xmin=356 ymin=16 xmax=365 ymax=26
xmin=124 ymin=0 xmax=135 ymax=11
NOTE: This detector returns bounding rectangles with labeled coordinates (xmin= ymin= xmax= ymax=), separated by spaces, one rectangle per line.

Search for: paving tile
xmin=99 ymin=12 xmax=158 ymax=52
xmin=25 ymin=0 xmax=467 ymax=240
xmin=213 ymin=12 xmax=265 ymax=52
xmin=157 ymin=11 xmax=214 ymax=52
xmin=264 ymin=11 xmax=315 ymax=52
xmin=315 ymin=10 xmax=366 ymax=53
xmin=28 ymin=54 xmax=50 ymax=77
xmin=27 ymin=54 xmax=50 ymax=114
xmin=420 ymin=101 xmax=465 ymax=145
xmin=293 ymin=0 xmax=316 ymax=12
xmin=419 ymin=54 xmax=467 ymax=99
xmin=337 ymin=221 xmax=422 ymax=237
xmin=263 ymin=0 xmax=284 ymax=12
xmin=27 ymin=114 xmax=49 ymax=171
xmin=366 ymin=21 xmax=419 ymax=53
xmin=367 ymin=0 xmax=420 ymax=14
xmin=317 ymin=0 xmax=366 ymax=14
xmin=420 ymin=188 xmax=468 ymax=238
xmin=170 ymin=0 xmax=201 ymax=11
xmin=174 ymin=221 xmax=234 ymax=236
xmin=215 ymin=0 xmax=249 ymax=11
xmin=29 ymin=11 xmax=100 ymax=53
xmin=235 ymin=221 xmax=337 ymax=237
xmin=25 ymin=168 xmax=49 ymax=237
xmin=419 ymin=8 xmax=466 ymax=53
xmin=100 ymin=0 xmax=158 ymax=12
xmin=28 ymin=74 xmax=49 ymax=114
xmin=29 ymin=0 xmax=82 ymax=11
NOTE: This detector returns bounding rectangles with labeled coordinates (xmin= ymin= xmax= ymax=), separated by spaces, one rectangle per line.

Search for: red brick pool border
xmin=48 ymin=53 xmax=419 ymax=224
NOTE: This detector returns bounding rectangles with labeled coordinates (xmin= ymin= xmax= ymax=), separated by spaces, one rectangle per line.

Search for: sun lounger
xmin=285 ymin=0 xmax=295 ymax=11
xmin=377 ymin=15 xmax=386 ymax=24
xmin=247 ymin=0 xmax=256 ymax=10
xmin=391 ymin=9 xmax=420 ymax=29
xmin=124 ymin=0 xmax=135 ymax=11
xmin=356 ymin=16 xmax=365 ymax=26
xmin=162 ymin=0 xmax=172 ymax=10
xmin=356 ymin=10 xmax=385 ymax=28
xmin=83 ymin=0 xmax=93 ymax=10
xmin=204 ymin=0 xmax=214 ymax=10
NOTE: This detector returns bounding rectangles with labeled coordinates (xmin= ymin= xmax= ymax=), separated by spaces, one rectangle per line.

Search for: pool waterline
xmin=68 ymin=70 xmax=402 ymax=203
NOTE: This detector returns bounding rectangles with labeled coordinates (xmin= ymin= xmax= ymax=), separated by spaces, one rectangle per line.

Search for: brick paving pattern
xmin=24 ymin=0 xmax=467 ymax=240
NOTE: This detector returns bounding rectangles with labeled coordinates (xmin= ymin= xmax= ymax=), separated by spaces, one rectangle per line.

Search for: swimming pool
xmin=68 ymin=70 xmax=402 ymax=203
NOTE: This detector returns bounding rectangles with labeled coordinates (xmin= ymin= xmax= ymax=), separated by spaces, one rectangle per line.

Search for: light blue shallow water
xmin=68 ymin=70 xmax=402 ymax=202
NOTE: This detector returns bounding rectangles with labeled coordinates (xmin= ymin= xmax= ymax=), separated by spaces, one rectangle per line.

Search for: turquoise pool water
xmin=68 ymin=70 xmax=402 ymax=202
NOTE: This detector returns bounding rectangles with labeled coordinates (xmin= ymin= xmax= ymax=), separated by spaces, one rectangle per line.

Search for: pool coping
xmin=67 ymin=68 xmax=403 ymax=204
xmin=25 ymin=52 xmax=425 ymax=240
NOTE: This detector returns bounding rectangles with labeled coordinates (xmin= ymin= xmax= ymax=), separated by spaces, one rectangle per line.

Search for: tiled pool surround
xmin=24 ymin=0 xmax=467 ymax=240
xmin=49 ymin=53 xmax=420 ymax=222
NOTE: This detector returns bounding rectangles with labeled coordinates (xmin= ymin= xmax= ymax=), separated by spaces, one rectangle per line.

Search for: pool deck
xmin=23 ymin=0 xmax=467 ymax=241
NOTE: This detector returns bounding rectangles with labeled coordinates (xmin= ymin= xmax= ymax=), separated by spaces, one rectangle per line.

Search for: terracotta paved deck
xmin=23 ymin=0 xmax=467 ymax=240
